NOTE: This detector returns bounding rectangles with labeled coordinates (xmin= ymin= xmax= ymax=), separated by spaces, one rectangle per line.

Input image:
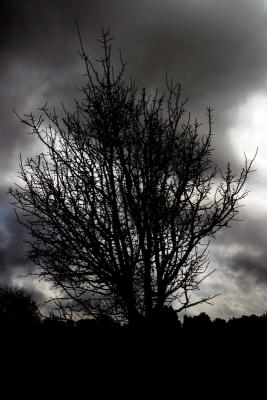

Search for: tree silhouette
xmin=0 ymin=284 xmax=40 ymax=327
xmin=9 ymin=28 xmax=255 ymax=325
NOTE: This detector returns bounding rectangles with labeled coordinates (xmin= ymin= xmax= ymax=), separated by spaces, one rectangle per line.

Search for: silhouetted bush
xmin=0 ymin=284 xmax=40 ymax=328
xmin=183 ymin=312 xmax=211 ymax=331
xmin=213 ymin=317 xmax=227 ymax=330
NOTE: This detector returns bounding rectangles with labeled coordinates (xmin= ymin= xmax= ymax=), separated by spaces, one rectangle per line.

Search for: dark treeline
xmin=2 ymin=301 xmax=267 ymax=337
xmin=1 ymin=292 xmax=266 ymax=379
xmin=1 ymin=285 xmax=266 ymax=362
xmin=0 ymin=284 xmax=266 ymax=334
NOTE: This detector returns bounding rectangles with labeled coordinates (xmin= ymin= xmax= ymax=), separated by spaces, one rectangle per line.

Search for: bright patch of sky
xmin=228 ymin=92 xmax=267 ymax=215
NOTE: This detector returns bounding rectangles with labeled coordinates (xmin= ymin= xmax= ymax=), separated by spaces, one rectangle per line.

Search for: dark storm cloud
xmin=0 ymin=188 xmax=48 ymax=307
xmin=211 ymin=210 xmax=267 ymax=289
xmin=228 ymin=251 xmax=267 ymax=287
xmin=1 ymin=0 xmax=267 ymax=315
xmin=0 ymin=189 xmax=29 ymax=278
xmin=2 ymin=0 xmax=267 ymax=170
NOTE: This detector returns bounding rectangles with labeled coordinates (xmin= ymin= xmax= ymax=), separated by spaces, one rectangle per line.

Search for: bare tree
xmin=9 ymin=28 xmax=255 ymax=325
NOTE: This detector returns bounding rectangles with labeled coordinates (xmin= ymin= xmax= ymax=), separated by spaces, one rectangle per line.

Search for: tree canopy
xmin=9 ymin=28 xmax=255 ymax=325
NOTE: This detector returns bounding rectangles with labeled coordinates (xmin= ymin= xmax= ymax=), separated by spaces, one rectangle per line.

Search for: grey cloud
xmin=0 ymin=188 xmax=47 ymax=307
xmin=210 ymin=211 xmax=267 ymax=293
xmin=2 ymin=0 xmax=267 ymax=170
xmin=228 ymin=251 xmax=267 ymax=287
xmin=0 ymin=190 xmax=30 ymax=279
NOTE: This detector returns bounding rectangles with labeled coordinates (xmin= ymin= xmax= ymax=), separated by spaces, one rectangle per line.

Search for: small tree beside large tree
xmin=0 ymin=284 xmax=40 ymax=326
xmin=9 ymin=28 xmax=255 ymax=325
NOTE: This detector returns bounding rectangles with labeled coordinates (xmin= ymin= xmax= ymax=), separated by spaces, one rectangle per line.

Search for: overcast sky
xmin=2 ymin=0 xmax=267 ymax=319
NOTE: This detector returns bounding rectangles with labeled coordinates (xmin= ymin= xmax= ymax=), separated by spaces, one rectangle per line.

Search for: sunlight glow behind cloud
xmin=229 ymin=92 xmax=267 ymax=173
xmin=228 ymin=92 xmax=267 ymax=214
